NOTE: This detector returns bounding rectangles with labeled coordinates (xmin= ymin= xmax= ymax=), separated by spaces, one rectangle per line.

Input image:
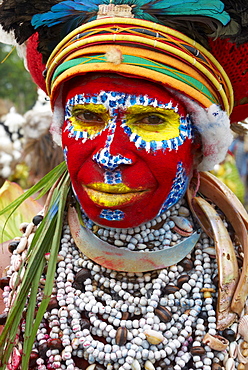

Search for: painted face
xmin=62 ymin=75 xmax=200 ymax=228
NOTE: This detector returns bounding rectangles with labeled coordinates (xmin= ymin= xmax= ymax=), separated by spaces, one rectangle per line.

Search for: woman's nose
xmin=92 ymin=121 xmax=133 ymax=170
xmin=93 ymin=147 xmax=132 ymax=170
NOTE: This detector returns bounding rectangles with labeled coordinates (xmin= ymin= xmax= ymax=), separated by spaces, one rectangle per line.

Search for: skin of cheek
xmin=62 ymin=120 xmax=196 ymax=228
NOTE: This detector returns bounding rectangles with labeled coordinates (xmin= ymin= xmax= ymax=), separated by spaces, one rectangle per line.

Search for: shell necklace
xmin=2 ymin=198 xmax=245 ymax=370
xmin=69 ymin=199 xmax=200 ymax=272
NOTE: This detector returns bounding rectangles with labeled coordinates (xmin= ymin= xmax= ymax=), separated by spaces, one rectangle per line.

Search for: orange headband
xmin=46 ymin=18 xmax=233 ymax=115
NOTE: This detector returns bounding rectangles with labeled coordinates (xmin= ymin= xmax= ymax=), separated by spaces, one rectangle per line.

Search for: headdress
xmin=0 ymin=0 xmax=248 ymax=169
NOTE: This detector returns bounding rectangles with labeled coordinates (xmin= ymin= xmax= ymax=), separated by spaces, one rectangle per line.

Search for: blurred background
xmin=0 ymin=43 xmax=63 ymax=189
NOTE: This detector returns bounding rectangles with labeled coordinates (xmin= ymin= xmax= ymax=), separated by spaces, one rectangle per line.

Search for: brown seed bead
xmin=19 ymin=222 xmax=28 ymax=233
xmin=115 ymin=327 xmax=128 ymax=346
xmin=179 ymin=258 xmax=193 ymax=271
xmin=0 ymin=277 xmax=10 ymax=290
xmin=177 ymin=274 xmax=190 ymax=288
xmin=163 ymin=285 xmax=180 ymax=294
xmin=32 ymin=215 xmax=44 ymax=226
xmin=201 ymin=288 xmax=216 ymax=293
xmin=0 ymin=312 xmax=7 ymax=325
xmin=201 ymin=287 xmax=215 ymax=299
xmin=47 ymin=297 xmax=59 ymax=311
xmin=190 ymin=346 xmax=205 ymax=355
xmin=8 ymin=241 xmax=19 ymax=254
xmin=122 ymin=312 xmax=130 ymax=320
xmin=81 ymin=318 xmax=91 ymax=330
xmin=212 ymin=364 xmax=222 ymax=370
xmin=213 ymin=274 xmax=219 ymax=288
xmin=29 ymin=351 xmax=39 ymax=368
xmin=95 ymin=365 xmax=105 ymax=370
xmin=74 ymin=269 xmax=91 ymax=284
xmin=155 ymin=305 xmax=172 ymax=323
xmin=48 ymin=338 xmax=63 ymax=351
xmin=38 ymin=342 xmax=49 ymax=359
xmin=222 ymin=328 xmax=236 ymax=342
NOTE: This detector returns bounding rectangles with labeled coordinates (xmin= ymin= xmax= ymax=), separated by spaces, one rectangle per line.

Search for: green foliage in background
xmin=0 ymin=43 xmax=37 ymax=114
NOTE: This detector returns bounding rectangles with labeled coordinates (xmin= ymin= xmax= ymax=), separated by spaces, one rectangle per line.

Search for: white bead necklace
xmin=81 ymin=199 xmax=192 ymax=252
xmin=2 ymin=199 xmax=244 ymax=370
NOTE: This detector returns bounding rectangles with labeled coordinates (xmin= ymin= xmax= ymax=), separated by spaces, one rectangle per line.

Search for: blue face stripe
xmin=158 ymin=162 xmax=189 ymax=215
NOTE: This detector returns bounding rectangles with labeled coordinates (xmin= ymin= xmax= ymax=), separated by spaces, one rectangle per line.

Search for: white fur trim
xmin=171 ymin=90 xmax=233 ymax=171
xmin=50 ymin=90 xmax=64 ymax=147
xmin=197 ymin=104 xmax=233 ymax=171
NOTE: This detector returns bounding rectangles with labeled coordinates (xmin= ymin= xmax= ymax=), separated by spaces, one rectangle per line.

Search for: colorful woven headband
xmin=46 ymin=18 xmax=233 ymax=115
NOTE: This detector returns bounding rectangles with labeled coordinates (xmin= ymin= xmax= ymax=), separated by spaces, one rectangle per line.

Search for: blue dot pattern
xmin=64 ymin=91 xmax=128 ymax=142
xmin=65 ymin=91 xmax=193 ymax=222
xmin=100 ymin=209 xmax=125 ymax=221
xmin=92 ymin=119 xmax=133 ymax=170
xmin=121 ymin=115 xmax=193 ymax=153
xmin=63 ymin=146 xmax=68 ymax=162
xmin=104 ymin=170 xmax=122 ymax=184
xmin=64 ymin=92 xmax=193 ymax=154
xmin=158 ymin=162 xmax=189 ymax=215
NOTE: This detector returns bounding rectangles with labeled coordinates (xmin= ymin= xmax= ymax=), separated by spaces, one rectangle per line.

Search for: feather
xmin=0 ymin=0 xmax=248 ymax=62
xmin=31 ymin=0 xmax=230 ymax=29
xmin=221 ymin=0 xmax=248 ymax=44
xmin=0 ymin=0 xmax=61 ymax=43
xmin=31 ymin=0 xmax=100 ymax=28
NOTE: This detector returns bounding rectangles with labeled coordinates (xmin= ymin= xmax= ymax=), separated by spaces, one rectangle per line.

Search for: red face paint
xmin=62 ymin=75 xmax=200 ymax=228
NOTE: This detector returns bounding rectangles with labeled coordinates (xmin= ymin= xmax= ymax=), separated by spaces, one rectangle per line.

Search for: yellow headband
xmin=46 ymin=18 xmax=233 ymax=115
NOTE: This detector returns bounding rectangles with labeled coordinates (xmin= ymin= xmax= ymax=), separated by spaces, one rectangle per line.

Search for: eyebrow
xmin=70 ymin=103 xmax=108 ymax=113
xmin=126 ymin=105 xmax=179 ymax=114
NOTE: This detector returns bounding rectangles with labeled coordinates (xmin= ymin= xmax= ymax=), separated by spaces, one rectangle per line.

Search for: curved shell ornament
xmin=188 ymin=195 xmax=238 ymax=329
xmin=193 ymin=171 xmax=248 ymax=316
xmin=68 ymin=205 xmax=200 ymax=272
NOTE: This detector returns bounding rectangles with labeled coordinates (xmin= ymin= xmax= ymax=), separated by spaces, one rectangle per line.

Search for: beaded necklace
xmin=2 ymin=197 xmax=247 ymax=370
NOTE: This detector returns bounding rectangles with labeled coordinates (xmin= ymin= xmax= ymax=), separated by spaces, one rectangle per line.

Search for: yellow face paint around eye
xmin=70 ymin=103 xmax=110 ymax=136
xmin=125 ymin=105 xmax=181 ymax=142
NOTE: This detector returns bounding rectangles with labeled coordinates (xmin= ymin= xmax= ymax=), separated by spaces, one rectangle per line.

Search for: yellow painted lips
xmin=83 ymin=183 xmax=148 ymax=207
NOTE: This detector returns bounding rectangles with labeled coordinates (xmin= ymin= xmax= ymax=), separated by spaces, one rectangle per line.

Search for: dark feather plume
xmin=0 ymin=0 xmax=61 ymax=43
xmin=221 ymin=0 xmax=248 ymax=44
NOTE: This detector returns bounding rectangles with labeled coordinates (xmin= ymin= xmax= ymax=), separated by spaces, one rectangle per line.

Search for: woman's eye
xmin=141 ymin=114 xmax=164 ymax=125
xmin=76 ymin=110 xmax=103 ymax=122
